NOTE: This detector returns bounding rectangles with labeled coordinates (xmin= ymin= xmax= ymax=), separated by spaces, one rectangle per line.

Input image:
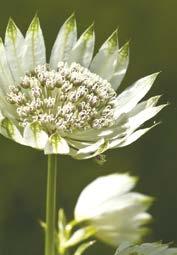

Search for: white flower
xmin=0 ymin=15 xmax=166 ymax=157
xmin=74 ymin=174 xmax=153 ymax=246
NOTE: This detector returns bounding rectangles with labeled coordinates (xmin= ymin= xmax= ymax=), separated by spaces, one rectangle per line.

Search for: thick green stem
xmin=45 ymin=155 xmax=57 ymax=255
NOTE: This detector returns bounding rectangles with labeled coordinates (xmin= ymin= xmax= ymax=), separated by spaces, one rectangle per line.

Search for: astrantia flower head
xmin=0 ymin=15 xmax=166 ymax=157
xmin=74 ymin=174 xmax=153 ymax=246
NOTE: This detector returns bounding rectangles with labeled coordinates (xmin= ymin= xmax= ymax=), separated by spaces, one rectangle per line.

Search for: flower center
xmin=6 ymin=62 xmax=116 ymax=134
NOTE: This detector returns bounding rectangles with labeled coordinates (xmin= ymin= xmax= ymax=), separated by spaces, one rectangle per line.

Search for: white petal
xmin=128 ymin=104 xmax=166 ymax=131
xmin=0 ymin=117 xmax=24 ymax=144
xmin=90 ymin=193 xmax=152 ymax=246
xmin=128 ymin=95 xmax=161 ymax=117
xmin=50 ymin=14 xmax=77 ymax=69
xmin=116 ymin=125 xmax=158 ymax=148
xmin=110 ymin=41 xmax=129 ymax=91
xmin=69 ymin=114 xmax=129 ymax=143
xmin=67 ymin=139 xmax=93 ymax=149
xmin=86 ymin=192 xmax=152 ymax=221
xmin=133 ymin=212 xmax=152 ymax=226
xmin=68 ymin=144 xmax=105 ymax=160
xmin=108 ymin=124 xmax=157 ymax=149
xmin=69 ymin=128 xmax=104 ymax=142
xmin=0 ymin=94 xmax=17 ymax=119
xmin=76 ymin=138 xmax=105 ymax=155
xmin=110 ymin=102 xmax=165 ymax=148
xmin=23 ymin=16 xmax=46 ymax=72
xmin=5 ymin=18 xmax=25 ymax=82
xmin=108 ymin=136 xmax=123 ymax=149
xmin=75 ymin=174 xmax=153 ymax=247
xmin=75 ymin=173 xmax=137 ymax=221
xmin=67 ymin=24 xmax=95 ymax=68
xmin=90 ymin=30 xmax=118 ymax=80
xmin=44 ymin=133 xmax=70 ymax=154
xmin=114 ymin=73 xmax=160 ymax=118
xmin=0 ymin=38 xmax=14 ymax=94
xmin=23 ymin=122 xmax=48 ymax=149
xmin=97 ymin=228 xmax=147 ymax=247
xmin=97 ymin=113 xmax=129 ymax=139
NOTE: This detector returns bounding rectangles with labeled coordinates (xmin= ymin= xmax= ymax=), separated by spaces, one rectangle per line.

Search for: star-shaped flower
xmin=0 ymin=15 xmax=166 ymax=158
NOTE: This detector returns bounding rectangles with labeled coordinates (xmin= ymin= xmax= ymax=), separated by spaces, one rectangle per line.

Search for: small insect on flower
xmin=74 ymin=174 xmax=153 ymax=246
xmin=0 ymin=15 xmax=166 ymax=157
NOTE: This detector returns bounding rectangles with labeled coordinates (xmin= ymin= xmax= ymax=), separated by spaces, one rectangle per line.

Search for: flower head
xmin=0 ymin=15 xmax=165 ymax=157
xmin=74 ymin=174 xmax=153 ymax=246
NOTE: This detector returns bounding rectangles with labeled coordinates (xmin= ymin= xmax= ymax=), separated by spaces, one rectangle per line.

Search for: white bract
xmin=74 ymin=174 xmax=153 ymax=246
xmin=0 ymin=15 xmax=166 ymax=157
xmin=115 ymin=242 xmax=177 ymax=255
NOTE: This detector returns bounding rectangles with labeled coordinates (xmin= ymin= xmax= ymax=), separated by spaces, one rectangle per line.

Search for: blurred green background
xmin=0 ymin=0 xmax=176 ymax=254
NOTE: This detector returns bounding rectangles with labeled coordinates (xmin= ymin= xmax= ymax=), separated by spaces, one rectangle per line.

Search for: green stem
xmin=45 ymin=155 xmax=57 ymax=255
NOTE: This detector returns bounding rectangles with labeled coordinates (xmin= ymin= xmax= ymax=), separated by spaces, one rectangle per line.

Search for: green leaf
xmin=115 ymin=242 xmax=177 ymax=255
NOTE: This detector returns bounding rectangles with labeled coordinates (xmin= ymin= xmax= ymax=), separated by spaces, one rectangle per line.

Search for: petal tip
xmin=119 ymin=41 xmax=130 ymax=57
xmin=142 ymin=195 xmax=155 ymax=207
xmin=65 ymin=13 xmax=76 ymax=31
xmin=83 ymin=23 xmax=95 ymax=40
xmin=108 ymin=29 xmax=119 ymax=50
xmin=28 ymin=15 xmax=40 ymax=32
xmin=6 ymin=17 xmax=17 ymax=36
xmin=151 ymin=71 xmax=161 ymax=80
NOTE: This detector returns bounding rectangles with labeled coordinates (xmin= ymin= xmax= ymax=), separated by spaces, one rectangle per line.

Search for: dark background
xmin=0 ymin=0 xmax=176 ymax=254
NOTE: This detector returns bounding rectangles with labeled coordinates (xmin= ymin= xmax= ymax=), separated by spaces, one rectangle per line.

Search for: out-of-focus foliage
xmin=115 ymin=242 xmax=177 ymax=255
xmin=0 ymin=1 xmax=177 ymax=255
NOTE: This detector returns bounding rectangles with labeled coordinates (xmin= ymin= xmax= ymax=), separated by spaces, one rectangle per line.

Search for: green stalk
xmin=45 ymin=154 xmax=57 ymax=255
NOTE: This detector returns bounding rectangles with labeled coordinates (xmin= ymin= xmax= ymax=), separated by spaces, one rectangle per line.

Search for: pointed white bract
xmin=5 ymin=19 xmax=25 ymax=83
xmin=67 ymin=24 xmax=95 ymax=67
xmin=44 ymin=134 xmax=70 ymax=154
xmin=0 ymin=38 xmax=14 ymax=94
xmin=90 ymin=30 xmax=118 ymax=80
xmin=111 ymin=41 xmax=129 ymax=90
xmin=74 ymin=174 xmax=153 ymax=246
xmin=0 ymin=15 xmax=165 ymax=157
xmin=23 ymin=122 xmax=48 ymax=150
xmin=50 ymin=14 xmax=77 ymax=68
xmin=23 ymin=16 xmax=46 ymax=72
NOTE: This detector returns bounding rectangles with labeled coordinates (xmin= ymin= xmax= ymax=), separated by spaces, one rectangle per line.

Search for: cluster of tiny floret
xmin=6 ymin=62 xmax=116 ymax=134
